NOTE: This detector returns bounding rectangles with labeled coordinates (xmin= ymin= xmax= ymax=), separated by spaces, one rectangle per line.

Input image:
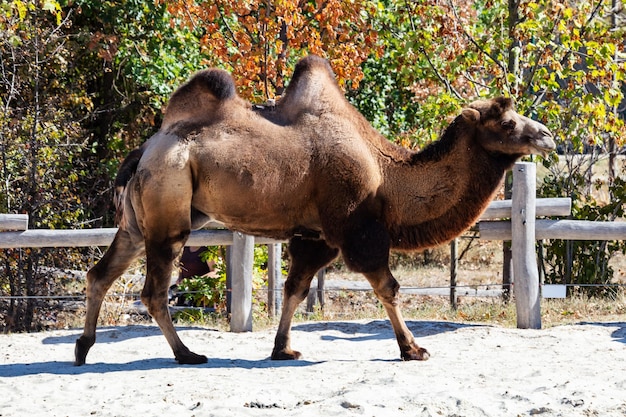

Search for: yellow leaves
xmin=562 ymin=6 xmax=574 ymax=20
xmin=14 ymin=0 xmax=29 ymax=20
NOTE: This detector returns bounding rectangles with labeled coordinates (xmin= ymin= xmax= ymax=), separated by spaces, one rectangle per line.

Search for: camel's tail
xmin=113 ymin=146 xmax=144 ymax=227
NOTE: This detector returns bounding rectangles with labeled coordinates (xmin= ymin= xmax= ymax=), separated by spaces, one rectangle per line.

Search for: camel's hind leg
xmin=272 ymin=238 xmax=339 ymax=360
xmin=75 ymin=230 xmax=143 ymax=365
xmin=141 ymin=231 xmax=207 ymax=364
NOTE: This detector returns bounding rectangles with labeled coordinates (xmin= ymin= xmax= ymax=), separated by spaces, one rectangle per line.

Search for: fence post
xmin=449 ymin=238 xmax=457 ymax=310
xmin=230 ymin=232 xmax=254 ymax=332
xmin=267 ymin=243 xmax=283 ymax=317
xmin=502 ymin=171 xmax=513 ymax=302
xmin=512 ymin=162 xmax=541 ymax=329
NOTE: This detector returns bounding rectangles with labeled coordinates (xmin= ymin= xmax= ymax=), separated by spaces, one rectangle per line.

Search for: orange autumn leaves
xmin=159 ymin=0 xmax=381 ymax=100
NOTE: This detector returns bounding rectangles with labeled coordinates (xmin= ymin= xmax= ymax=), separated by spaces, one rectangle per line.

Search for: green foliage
xmin=176 ymin=274 xmax=227 ymax=309
xmin=349 ymin=0 xmax=626 ymax=297
xmin=351 ymin=0 xmax=625 ymax=153
xmin=539 ymin=160 xmax=626 ymax=295
xmin=176 ymin=247 xmax=226 ymax=309
xmin=1 ymin=0 xmax=207 ymax=331
xmin=175 ymin=244 xmax=286 ymax=312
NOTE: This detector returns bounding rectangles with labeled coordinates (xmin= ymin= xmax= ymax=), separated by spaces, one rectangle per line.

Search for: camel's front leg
xmin=272 ymin=238 xmax=338 ymax=360
xmin=75 ymin=230 xmax=143 ymax=366
xmin=363 ymin=268 xmax=430 ymax=361
xmin=340 ymin=217 xmax=429 ymax=361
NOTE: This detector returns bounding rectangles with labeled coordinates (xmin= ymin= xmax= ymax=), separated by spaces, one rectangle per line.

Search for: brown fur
xmin=75 ymin=55 xmax=555 ymax=365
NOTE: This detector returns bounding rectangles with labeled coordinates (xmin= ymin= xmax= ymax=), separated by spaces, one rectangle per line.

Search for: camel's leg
xmin=362 ymin=268 xmax=430 ymax=361
xmin=341 ymin=218 xmax=430 ymax=361
xmin=141 ymin=231 xmax=207 ymax=364
xmin=75 ymin=230 xmax=143 ymax=366
xmin=271 ymin=238 xmax=339 ymax=360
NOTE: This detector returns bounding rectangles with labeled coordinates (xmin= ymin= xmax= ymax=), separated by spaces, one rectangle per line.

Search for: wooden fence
xmin=1 ymin=162 xmax=625 ymax=331
xmin=477 ymin=162 xmax=626 ymax=329
xmin=0 ymin=217 xmax=283 ymax=333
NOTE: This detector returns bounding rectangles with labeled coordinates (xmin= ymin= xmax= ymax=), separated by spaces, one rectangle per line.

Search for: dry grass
xmin=49 ymin=235 xmax=624 ymax=334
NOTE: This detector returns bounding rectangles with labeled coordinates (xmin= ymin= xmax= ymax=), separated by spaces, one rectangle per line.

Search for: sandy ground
xmin=1 ymin=320 xmax=625 ymax=417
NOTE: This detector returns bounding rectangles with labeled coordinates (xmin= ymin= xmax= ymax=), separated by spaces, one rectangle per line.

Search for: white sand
xmin=1 ymin=320 xmax=625 ymax=416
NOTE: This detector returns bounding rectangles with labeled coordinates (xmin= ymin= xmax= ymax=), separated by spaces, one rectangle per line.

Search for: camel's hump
xmin=275 ymin=55 xmax=343 ymax=119
xmin=174 ymin=69 xmax=236 ymax=101
xmin=290 ymin=55 xmax=335 ymax=84
xmin=162 ymin=69 xmax=237 ymax=129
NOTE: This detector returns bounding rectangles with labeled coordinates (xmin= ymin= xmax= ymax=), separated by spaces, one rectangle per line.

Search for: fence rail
xmin=480 ymin=219 xmax=626 ymax=241
xmin=0 ymin=225 xmax=282 ymax=248
xmin=478 ymin=162 xmax=625 ymax=329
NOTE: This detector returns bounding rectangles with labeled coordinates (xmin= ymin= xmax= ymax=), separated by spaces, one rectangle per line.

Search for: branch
xmin=522 ymin=8 xmax=562 ymax=97
xmin=405 ymin=1 xmax=462 ymax=99
xmin=46 ymin=8 xmax=73 ymax=41
xmin=524 ymin=0 xmax=605 ymax=97
xmin=216 ymin=1 xmax=240 ymax=48
xmin=180 ymin=1 xmax=200 ymax=32
xmin=447 ymin=0 xmax=511 ymax=94
xmin=418 ymin=46 xmax=463 ymax=100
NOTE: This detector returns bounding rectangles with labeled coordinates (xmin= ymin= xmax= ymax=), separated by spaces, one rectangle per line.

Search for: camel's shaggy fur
xmin=75 ymin=55 xmax=555 ymax=365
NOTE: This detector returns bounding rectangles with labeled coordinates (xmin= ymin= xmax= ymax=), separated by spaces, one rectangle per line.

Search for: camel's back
xmin=129 ymin=55 xmax=388 ymax=239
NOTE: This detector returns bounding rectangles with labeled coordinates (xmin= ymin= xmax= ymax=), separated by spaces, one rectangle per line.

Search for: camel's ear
xmin=461 ymin=108 xmax=481 ymax=123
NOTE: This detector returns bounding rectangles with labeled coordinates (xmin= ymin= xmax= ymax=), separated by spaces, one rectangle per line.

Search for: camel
xmin=74 ymin=55 xmax=555 ymax=366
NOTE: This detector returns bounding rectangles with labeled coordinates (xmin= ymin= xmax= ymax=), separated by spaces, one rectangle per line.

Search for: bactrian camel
xmin=75 ymin=55 xmax=555 ymax=365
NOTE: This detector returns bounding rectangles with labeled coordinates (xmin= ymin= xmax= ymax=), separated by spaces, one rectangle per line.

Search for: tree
xmin=349 ymin=0 xmax=625 ymax=290
xmin=351 ymin=0 xmax=625 ymax=149
xmin=159 ymin=0 xmax=382 ymax=101
xmin=0 ymin=0 xmax=206 ymax=331
xmin=1 ymin=0 xmax=86 ymax=330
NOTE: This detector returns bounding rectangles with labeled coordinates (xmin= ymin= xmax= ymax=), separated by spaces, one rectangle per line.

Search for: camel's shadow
xmin=0 ymin=320 xmax=478 ymax=377
xmin=41 ymin=320 xmax=476 ymax=346
xmin=579 ymin=321 xmax=626 ymax=344
xmin=0 ymin=355 xmax=319 ymax=378
xmin=40 ymin=325 xmax=213 ymax=345
xmin=293 ymin=320 xmax=482 ymax=342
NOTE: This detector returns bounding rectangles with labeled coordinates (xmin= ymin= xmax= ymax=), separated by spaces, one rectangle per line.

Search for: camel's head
xmin=461 ymin=97 xmax=556 ymax=157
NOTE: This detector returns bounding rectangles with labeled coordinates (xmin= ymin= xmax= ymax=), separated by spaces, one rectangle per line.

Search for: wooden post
xmin=225 ymin=246 xmax=232 ymax=315
xmin=306 ymin=282 xmax=317 ymax=313
xmin=230 ymin=232 xmax=254 ymax=332
xmin=267 ymin=243 xmax=283 ymax=317
xmin=316 ymin=269 xmax=325 ymax=310
xmin=449 ymin=239 xmax=458 ymax=310
xmin=502 ymin=171 xmax=513 ymax=302
xmin=306 ymin=269 xmax=326 ymax=313
xmin=512 ymin=162 xmax=541 ymax=329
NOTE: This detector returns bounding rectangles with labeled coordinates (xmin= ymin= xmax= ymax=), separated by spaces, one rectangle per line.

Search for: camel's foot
xmin=74 ymin=335 xmax=96 ymax=366
xmin=401 ymin=343 xmax=430 ymax=361
xmin=271 ymin=347 xmax=303 ymax=360
xmin=175 ymin=350 xmax=208 ymax=365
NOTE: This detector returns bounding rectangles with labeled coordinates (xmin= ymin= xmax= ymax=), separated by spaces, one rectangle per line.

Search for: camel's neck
xmin=382 ymin=117 xmax=518 ymax=250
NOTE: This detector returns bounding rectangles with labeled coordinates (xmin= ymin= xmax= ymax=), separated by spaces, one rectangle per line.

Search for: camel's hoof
xmin=175 ymin=351 xmax=208 ymax=365
xmin=74 ymin=336 xmax=95 ymax=366
xmin=271 ymin=348 xmax=302 ymax=360
xmin=401 ymin=346 xmax=430 ymax=361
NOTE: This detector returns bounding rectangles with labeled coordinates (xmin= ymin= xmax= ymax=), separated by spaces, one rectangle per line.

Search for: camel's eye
xmin=501 ymin=119 xmax=516 ymax=131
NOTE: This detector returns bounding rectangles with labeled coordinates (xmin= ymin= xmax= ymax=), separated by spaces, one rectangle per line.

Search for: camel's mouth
xmin=531 ymin=131 xmax=556 ymax=157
